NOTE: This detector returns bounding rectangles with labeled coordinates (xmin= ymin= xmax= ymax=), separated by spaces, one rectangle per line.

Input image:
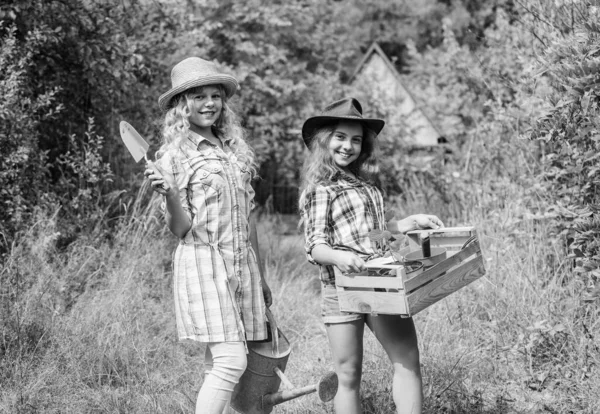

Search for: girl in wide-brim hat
xmin=299 ymin=97 xmax=443 ymax=414
xmin=145 ymin=57 xmax=272 ymax=414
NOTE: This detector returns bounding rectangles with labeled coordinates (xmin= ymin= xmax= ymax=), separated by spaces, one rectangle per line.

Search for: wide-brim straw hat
xmin=158 ymin=57 xmax=239 ymax=111
xmin=301 ymin=97 xmax=385 ymax=148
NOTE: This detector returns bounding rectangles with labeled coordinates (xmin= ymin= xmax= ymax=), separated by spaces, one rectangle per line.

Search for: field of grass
xmin=1 ymin=187 xmax=599 ymax=413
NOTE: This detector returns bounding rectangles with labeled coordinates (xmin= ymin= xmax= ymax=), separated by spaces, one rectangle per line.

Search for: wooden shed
xmin=349 ymin=42 xmax=446 ymax=149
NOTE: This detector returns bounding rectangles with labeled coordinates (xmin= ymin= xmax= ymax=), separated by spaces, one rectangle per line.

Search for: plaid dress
xmin=158 ymin=132 xmax=267 ymax=343
xmin=301 ymin=172 xmax=386 ymax=285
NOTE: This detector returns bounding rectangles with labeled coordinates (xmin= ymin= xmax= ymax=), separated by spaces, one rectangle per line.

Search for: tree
xmin=525 ymin=1 xmax=600 ymax=288
xmin=0 ymin=0 xmax=182 ymax=250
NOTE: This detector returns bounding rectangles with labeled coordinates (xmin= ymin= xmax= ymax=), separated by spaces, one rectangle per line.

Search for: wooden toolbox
xmin=335 ymin=227 xmax=486 ymax=317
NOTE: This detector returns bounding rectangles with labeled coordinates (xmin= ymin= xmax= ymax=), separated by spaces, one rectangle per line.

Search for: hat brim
xmin=158 ymin=75 xmax=239 ymax=111
xmin=302 ymin=115 xmax=385 ymax=148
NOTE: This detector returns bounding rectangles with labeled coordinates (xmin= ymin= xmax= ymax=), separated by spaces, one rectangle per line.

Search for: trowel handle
xmin=265 ymin=308 xmax=280 ymax=355
xmin=145 ymin=158 xmax=166 ymax=191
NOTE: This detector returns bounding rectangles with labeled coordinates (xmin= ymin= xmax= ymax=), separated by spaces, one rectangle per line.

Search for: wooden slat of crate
xmin=336 ymin=271 xmax=405 ymax=290
xmin=402 ymin=238 xmax=482 ymax=292
xmin=405 ymin=252 xmax=486 ymax=316
xmin=335 ymin=267 xmax=408 ymax=314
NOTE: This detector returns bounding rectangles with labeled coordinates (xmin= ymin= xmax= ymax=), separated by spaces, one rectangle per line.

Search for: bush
xmin=527 ymin=4 xmax=600 ymax=294
xmin=0 ymin=24 xmax=63 ymax=251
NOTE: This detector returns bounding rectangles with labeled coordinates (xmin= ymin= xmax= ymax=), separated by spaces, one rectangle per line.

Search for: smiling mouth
xmin=336 ymin=152 xmax=354 ymax=158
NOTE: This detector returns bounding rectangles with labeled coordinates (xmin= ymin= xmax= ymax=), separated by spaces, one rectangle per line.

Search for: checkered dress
xmin=301 ymin=172 xmax=386 ymax=285
xmin=158 ymin=132 xmax=267 ymax=343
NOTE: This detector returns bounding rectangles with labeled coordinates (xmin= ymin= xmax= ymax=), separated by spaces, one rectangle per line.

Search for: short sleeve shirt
xmin=301 ymin=173 xmax=386 ymax=284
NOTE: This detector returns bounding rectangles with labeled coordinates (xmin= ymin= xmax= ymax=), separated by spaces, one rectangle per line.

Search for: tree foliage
xmin=525 ymin=1 xmax=600 ymax=285
xmin=2 ymin=0 xmax=597 ymax=274
xmin=0 ymin=0 xmax=181 ymax=250
xmin=0 ymin=24 xmax=62 ymax=245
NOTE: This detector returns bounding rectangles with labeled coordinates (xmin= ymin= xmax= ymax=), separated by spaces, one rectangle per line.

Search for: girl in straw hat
xmin=145 ymin=57 xmax=272 ymax=414
xmin=299 ymin=97 xmax=444 ymax=414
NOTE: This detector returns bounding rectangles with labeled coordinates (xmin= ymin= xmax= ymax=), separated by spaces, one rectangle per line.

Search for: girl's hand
xmin=411 ymin=214 xmax=444 ymax=230
xmin=144 ymin=161 xmax=175 ymax=195
xmin=332 ymin=251 xmax=366 ymax=274
xmin=262 ymin=280 xmax=273 ymax=308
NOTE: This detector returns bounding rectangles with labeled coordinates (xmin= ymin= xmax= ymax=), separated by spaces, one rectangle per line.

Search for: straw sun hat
xmin=301 ymin=98 xmax=385 ymax=148
xmin=158 ymin=57 xmax=239 ymax=111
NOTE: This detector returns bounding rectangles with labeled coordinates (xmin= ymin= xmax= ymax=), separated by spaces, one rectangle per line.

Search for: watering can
xmin=230 ymin=309 xmax=338 ymax=414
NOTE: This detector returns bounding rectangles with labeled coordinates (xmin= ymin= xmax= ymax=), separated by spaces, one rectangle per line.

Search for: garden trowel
xmin=119 ymin=120 xmax=150 ymax=163
xmin=119 ymin=120 xmax=164 ymax=189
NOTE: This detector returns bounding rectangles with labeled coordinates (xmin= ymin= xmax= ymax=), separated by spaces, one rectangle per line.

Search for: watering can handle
xmin=265 ymin=308 xmax=280 ymax=355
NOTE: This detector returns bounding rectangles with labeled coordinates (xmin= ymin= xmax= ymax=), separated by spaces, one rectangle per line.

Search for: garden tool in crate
xmin=230 ymin=309 xmax=338 ymax=414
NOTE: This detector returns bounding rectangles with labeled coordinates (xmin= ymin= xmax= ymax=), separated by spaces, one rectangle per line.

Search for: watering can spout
xmin=262 ymin=370 xmax=338 ymax=409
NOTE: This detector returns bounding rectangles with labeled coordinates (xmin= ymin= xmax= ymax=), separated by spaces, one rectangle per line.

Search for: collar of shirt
xmin=185 ymin=130 xmax=232 ymax=151
xmin=331 ymin=170 xmax=370 ymax=188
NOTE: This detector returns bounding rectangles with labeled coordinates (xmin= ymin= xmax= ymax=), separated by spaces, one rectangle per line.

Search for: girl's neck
xmin=339 ymin=167 xmax=356 ymax=180
xmin=190 ymin=125 xmax=222 ymax=148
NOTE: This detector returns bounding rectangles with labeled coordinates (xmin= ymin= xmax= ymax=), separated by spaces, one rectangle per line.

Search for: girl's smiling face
xmin=188 ymin=85 xmax=223 ymax=134
xmin=328 ymin=121 xmax=364 ymax=171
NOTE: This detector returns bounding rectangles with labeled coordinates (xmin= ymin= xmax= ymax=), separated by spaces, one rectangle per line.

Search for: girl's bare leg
xmin=367 ymin=315 xmax=422 ymax=414
xmin=325 ymin=319 xmax=365 ymax=414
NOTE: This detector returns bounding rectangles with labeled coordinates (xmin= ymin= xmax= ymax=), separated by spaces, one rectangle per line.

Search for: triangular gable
xmin=349 ymin=42 xmax=445 ymax=148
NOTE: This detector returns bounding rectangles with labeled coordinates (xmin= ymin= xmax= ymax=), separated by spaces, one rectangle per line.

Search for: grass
xmin=1 ymin=186 xmax=599 ymax=414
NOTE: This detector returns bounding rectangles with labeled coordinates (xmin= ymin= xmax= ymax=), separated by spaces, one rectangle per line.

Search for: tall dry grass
xmin=1 ymin=179 xmax=598 ymax=413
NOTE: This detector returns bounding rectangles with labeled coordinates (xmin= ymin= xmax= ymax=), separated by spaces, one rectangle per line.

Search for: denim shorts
xmin=321 ymin=282 xmax=365 ymax=324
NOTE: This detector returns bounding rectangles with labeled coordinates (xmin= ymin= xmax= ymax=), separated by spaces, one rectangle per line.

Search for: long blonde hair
xmin=156 ymin=85 xmax=256 ymax=177
xmin=298 ymin=120 xmax=379 ymax=208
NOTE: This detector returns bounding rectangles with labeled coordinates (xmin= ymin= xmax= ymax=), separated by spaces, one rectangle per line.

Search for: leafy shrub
xmin=528 ymin=5 xmax=600 ymax=292
xmin=0 ymin=24 xmax=63 ymax=252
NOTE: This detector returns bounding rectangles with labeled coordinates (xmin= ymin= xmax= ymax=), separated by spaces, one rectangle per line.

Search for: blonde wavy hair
xmin=298 ymin=120 xmax=379 ymax=208
xmin=156 ymin=84 xmax=256 ymax=177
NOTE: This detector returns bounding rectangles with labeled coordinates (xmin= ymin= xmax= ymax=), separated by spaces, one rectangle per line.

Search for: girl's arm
xmin=145 ymin=164 xmax=192 ymax=239
xmin=163 ymin=188 xmax=192 ymax=238
xmin=303 ymin=186 xmax=366 ymax=274
xmin=249 ymin=213 xmax=272 ymax=308
xmin=311 ymin=244 xmax=366 ymax=274
xmin=389 ymin=214 xmax=444 ymax=234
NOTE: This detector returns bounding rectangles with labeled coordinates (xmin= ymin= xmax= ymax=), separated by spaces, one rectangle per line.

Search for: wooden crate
xmin=335 ymin=226 xmax=486 ymax=317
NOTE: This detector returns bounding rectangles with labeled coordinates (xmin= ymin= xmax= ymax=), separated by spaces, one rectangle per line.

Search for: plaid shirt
xmin=157 ymin=132 xmax=267 ymax=343
xmin=301 ymin=172 xmax=386 ymax=284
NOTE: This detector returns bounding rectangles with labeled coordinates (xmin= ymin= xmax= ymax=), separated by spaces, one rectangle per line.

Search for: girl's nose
xmin=205 ymin=98 xmax=214 ymax=107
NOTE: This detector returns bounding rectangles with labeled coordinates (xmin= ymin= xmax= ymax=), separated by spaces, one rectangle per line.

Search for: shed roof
xmin=349 ymin=42 xmax=446 ymax=148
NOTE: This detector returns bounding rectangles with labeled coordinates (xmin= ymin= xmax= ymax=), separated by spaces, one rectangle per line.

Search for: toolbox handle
xmin=421 ymin=232 xmax=431 ymax=258
xmin=461 ymin=235 xmax=478 ymax=250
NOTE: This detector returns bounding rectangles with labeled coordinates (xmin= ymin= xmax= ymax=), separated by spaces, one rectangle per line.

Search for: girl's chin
xmin=193 ymin=118 xmax=216 ymax=126
xmin=334 ymin=157 xmax=355 ymax=167
xmin=334 ymin=163 xmax=356 ymax=174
